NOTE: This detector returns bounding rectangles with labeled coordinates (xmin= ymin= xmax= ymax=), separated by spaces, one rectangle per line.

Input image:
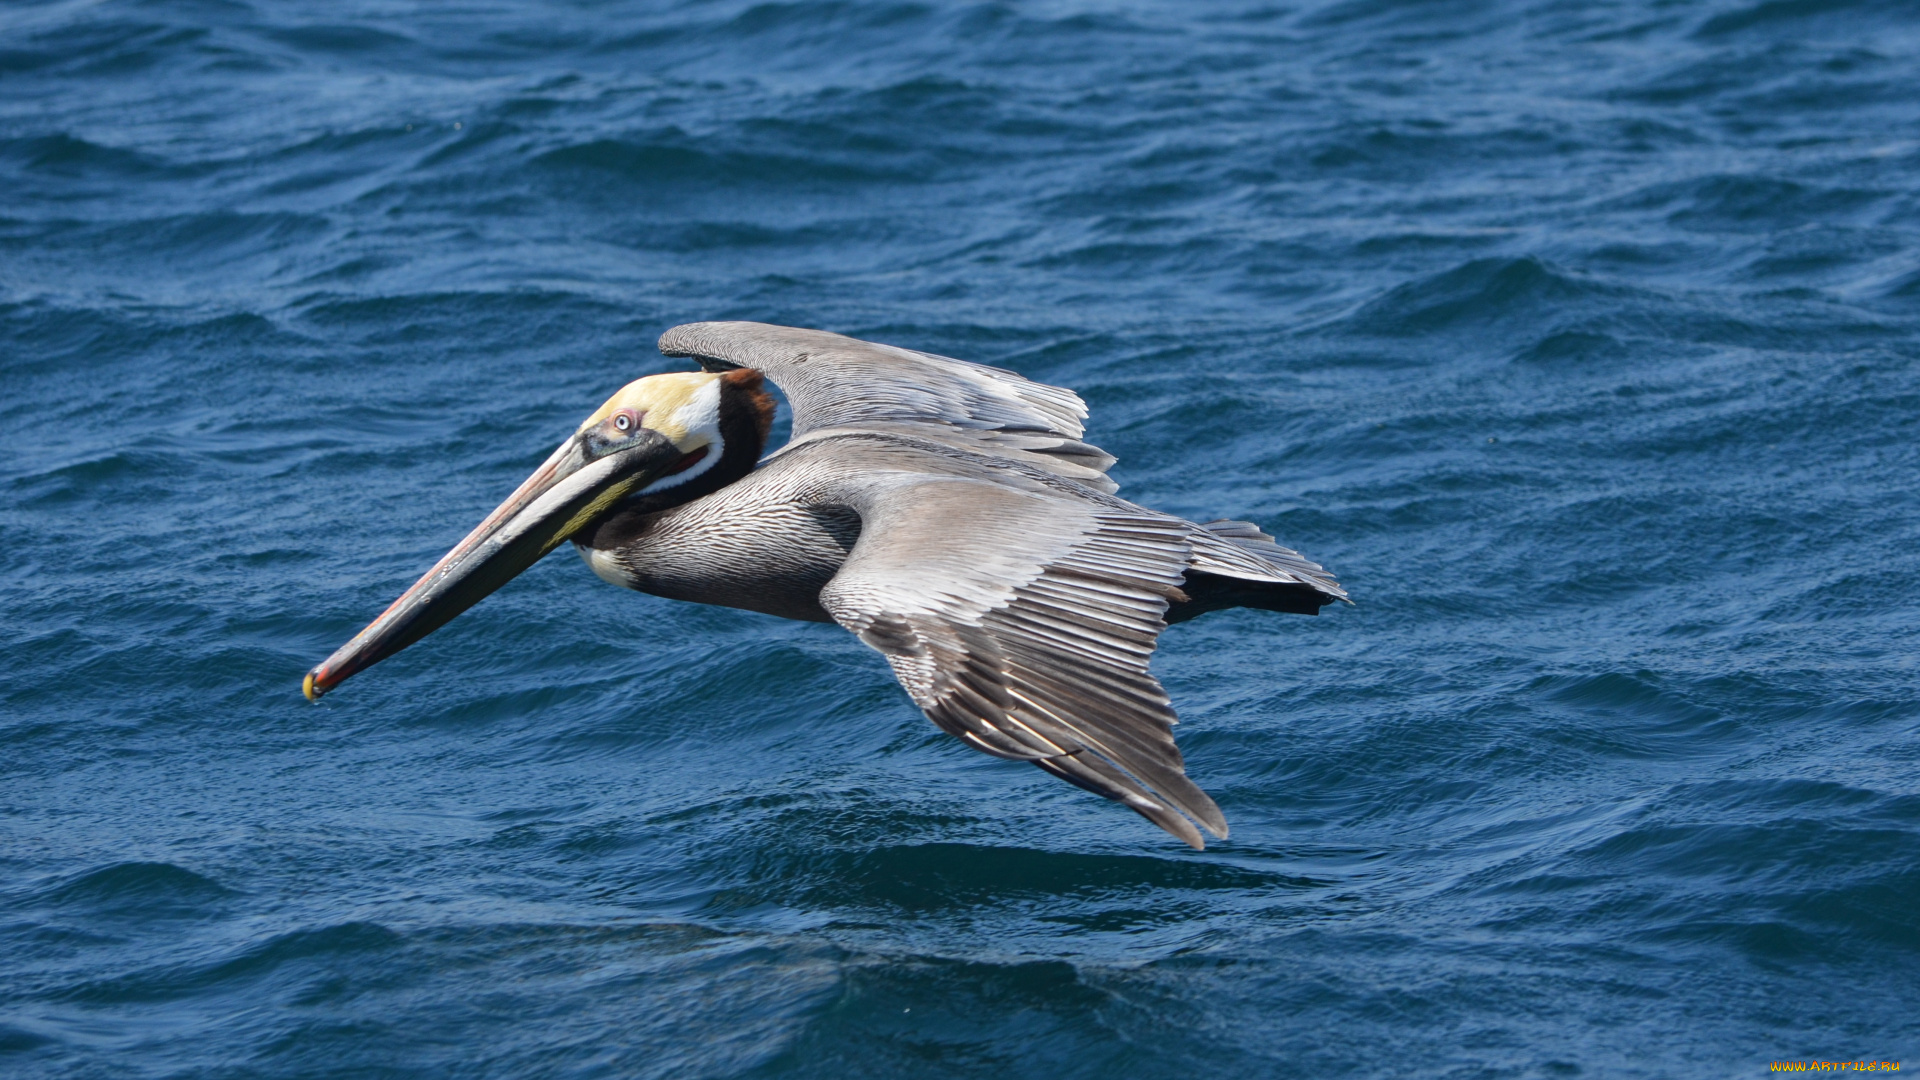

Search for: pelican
xmin=303 ymin=323 xmax=1347 ymax=848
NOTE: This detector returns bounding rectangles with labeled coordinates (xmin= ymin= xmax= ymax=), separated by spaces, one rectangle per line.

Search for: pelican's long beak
xmin=303 ymin=427 xmax=683 ymax=701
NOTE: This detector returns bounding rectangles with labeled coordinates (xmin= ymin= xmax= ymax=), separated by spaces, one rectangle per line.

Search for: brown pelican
xmin=303 ymin=323 xmax=1347 ymax=848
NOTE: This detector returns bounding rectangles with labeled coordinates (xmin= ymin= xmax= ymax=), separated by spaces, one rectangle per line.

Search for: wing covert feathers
xmin=659 ymin=322 xmax=1118 ymax=492
xmin=819 ymin=478 xmax=1230 ymax=848
xmin=660 ymin=321 xmax=1087 ymax=438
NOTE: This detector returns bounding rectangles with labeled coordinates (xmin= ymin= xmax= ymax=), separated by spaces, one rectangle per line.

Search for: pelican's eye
xmin=612 ymin=409 xmax=641 ymax=434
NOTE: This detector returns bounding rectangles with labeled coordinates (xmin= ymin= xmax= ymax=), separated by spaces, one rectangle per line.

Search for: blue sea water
xmin=4 ymin=0 xmax=1919 ymax=1075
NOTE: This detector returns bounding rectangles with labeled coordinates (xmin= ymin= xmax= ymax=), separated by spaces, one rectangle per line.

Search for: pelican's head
xmin=303 ymin=367 xmax=773 ymax=701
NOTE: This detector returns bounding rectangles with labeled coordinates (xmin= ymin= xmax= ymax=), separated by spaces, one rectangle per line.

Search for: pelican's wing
xmin=817 ymin=473 xmax=1226 ymax=848
xmin=658 ymin=321 xmax=1118 ymax=492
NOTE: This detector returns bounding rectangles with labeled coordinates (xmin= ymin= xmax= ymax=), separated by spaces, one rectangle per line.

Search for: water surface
xmin=3 ymin=1 xmax=1918 ymax=1076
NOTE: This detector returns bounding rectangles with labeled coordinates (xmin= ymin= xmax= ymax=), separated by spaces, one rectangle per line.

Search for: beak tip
xmin=302 ymin=669 xmax=323 ymax=702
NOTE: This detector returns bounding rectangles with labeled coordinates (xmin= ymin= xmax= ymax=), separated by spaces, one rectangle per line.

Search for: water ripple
xmin=3 ymin=0 xmax=1917 ymax=1076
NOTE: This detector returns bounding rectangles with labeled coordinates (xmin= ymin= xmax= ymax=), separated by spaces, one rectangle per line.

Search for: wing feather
xmin=658 ymin=321 xmax=1119 ymax=492
xmin=1194 ymin=518 xmax=1349 ymax=601
xmin=818 ymin=476 xmax=1229 ymax=848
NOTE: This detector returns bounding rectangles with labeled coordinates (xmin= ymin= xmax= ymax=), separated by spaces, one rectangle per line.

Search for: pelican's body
xmin=306 ymin=323 xmax=1347 ymax=848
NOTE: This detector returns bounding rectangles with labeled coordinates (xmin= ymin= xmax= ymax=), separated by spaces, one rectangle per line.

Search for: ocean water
xmin=3 ymin=0 xmax=1918 ymax=1076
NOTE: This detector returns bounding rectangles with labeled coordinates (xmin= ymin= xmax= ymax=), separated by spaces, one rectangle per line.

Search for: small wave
xmin=258 ymin=23 xmax=419 ymax=56
xmin=772 ymin=953 xmax=1121 ymax=1073
xmin=1333 ymin=257 xmax=1618 ymax=338
xmin=1299 ymin=0 xmax=1504 ymax=32
xmin=87 ymin=211 xmax=331 ymax=261
xmin=56 ymin=922 xmax=403 ymax=1005
xmin=533 ymin=135 xmax=915 ymax=192
xmin=1737 ymin=228 xmax=1896 ymax=283
xmin=37 ymin=862 xmax=237 ymax=914
xmin=1539 ymin=671 xmax=1699 ymax=713
xmin=1605 ymin=174 xmax=1888 ymax=233
xmin=700 ymin=841 xmax=1315 ymax=917
xmin=1296 ymin=124 xmax=1567 ymax=180
xmin=0 ymin=1023 xmax=55 ymax=1053
xmin=0 ymin=134 xmax=171 ymax=178
xmin=9 ymin=449 xmax=196 ymax=507
xmin=0 ymin=16 xmax=209 ymax=79
xmin=1028 ymin=237 xmax=1227 ymax=275
xmin=292 ymin=288 xmax=621 ymax=349
xmin=717 ymin=1 xmax=942 ymax=41
xmin=1512 ymin=330 xmax=1628 ymax=364
xmin=1694 ymin=0 xmax=1911 ymax=37
xmin=1884 ymin=265 xmax=1920 ymax=301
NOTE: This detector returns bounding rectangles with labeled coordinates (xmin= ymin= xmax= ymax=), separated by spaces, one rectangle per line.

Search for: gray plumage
xmin=584 ymin=322 xmax=1348 ymax=848
xmin=661 ymin=321 xmax=1121 ymax=492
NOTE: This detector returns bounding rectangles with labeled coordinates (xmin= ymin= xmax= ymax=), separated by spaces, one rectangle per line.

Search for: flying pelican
xmin=303 ymin=323 xmax=1347 ymax=847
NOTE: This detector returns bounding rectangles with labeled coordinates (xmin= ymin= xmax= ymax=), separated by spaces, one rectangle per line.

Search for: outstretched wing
xmin=658 ymin=321 xmax=1118 ymax=492
xmin=816 ymin=471 xmax=1227 ymax=848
